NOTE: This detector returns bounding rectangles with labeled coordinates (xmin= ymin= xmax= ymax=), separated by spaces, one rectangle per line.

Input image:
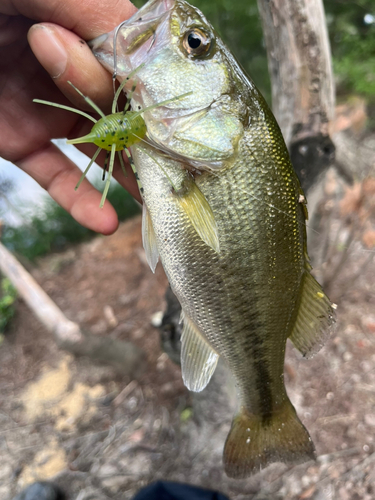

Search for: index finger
xmin=2 ymin=0 xmax=137 ymax=38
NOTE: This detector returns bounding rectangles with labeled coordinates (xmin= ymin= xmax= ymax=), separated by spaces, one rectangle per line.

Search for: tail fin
xmin=224 ymin=399 xmax=315 ymax=479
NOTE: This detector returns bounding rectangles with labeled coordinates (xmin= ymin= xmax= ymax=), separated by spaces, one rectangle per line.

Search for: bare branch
xmin=0 ymin=241 xmax=83 ymax=345
xmin=0 ymin=241 xmax=146 ymax=376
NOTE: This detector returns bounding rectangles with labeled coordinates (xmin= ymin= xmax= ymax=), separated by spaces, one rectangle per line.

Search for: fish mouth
xmin=89 ymin=0 xmax=175 ymax=78
xmin=88 ymin=0 xmax=187 ymax=147
xmin=88 ymin=1 xmax=201 ymax=153
xmin=89 ymin=0 xmax=233 ymax=171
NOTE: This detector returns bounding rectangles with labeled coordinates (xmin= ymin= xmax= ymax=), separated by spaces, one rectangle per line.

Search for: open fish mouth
xmin=88 ymin=0 xmax=199 ymax=142
xmin=89 ymin=0 xmax=175 ymax=79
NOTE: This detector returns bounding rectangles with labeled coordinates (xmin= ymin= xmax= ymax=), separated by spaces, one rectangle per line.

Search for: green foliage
xmin=324 ymin=0 xmax=375 ymax=101
xmin=2 ymin=183 xmax=140 ymax=262
xmin=0 ymin=277 xmax=17 ymax=334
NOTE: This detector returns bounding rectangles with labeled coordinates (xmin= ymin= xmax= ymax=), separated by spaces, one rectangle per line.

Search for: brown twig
xmin=0 ymin=241 xmax=146 ymax=376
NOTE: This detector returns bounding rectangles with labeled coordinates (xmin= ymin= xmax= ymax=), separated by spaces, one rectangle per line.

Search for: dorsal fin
xmin=289 ymin=271 xmax=336 ymax=358
xmin=142 ymin=203 xmax=159 ymax=273
xmin=180 ymin=311 xmax=219 ymax=392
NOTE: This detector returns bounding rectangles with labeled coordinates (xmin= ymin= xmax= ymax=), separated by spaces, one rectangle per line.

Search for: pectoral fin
xmin=142 ymin=203 xmax=159 ymax=273
xmin=180 ymin=311 xmax=219 ymax=392
xmin=175 ymin=180 xmax=220 ymax=253
xmin=289 ymin=271 xmax=336 ymax=358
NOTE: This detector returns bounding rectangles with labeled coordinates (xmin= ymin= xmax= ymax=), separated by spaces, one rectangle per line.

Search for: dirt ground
xmin=1 ymin=171 xmax=375 ymax=500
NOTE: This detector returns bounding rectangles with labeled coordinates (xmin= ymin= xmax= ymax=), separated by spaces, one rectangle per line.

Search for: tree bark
xmin=257 ymin=0 xmax=336 ymax=193
xmin=0 ymin=241 xmax=145 ymax=377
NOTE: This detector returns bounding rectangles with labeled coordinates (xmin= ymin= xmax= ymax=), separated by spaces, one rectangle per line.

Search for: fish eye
xmin=182 ymin=28 xmax=213 ymax=58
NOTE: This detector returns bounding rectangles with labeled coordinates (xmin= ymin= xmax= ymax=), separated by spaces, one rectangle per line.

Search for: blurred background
xmin=1 ymin=1 xmax=375 ymax=499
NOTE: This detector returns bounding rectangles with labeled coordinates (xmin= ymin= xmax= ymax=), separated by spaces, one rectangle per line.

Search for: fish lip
xmin=88 ymin=0 xmax=175 ymax=56
xmin=88 ymin=0 xmax=179 ymax=121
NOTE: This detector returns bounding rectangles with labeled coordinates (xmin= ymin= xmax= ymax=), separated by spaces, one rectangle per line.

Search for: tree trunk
xmin=257 ymin=0 xmax=336 ymax=194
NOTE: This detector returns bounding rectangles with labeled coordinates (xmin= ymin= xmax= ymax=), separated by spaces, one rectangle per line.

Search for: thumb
xmin=28 ymin=23 xmax=114 ymax=113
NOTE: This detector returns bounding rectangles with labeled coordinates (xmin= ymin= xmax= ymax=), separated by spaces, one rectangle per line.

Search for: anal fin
xmin=289 ymin=271 xmax=336 ymax=358
xmin=142 ymin=203 xmax=159 ymax=273
xmin=181 ymin=312 xmax=219 ymax=392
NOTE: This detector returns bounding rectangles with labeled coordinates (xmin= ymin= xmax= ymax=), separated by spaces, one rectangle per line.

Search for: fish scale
xmin=92 ymin=0 xmax=336 ymax=478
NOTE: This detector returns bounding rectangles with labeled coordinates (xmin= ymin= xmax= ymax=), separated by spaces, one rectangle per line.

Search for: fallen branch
xmin=0 ymin=241 xmax=145 ymax=376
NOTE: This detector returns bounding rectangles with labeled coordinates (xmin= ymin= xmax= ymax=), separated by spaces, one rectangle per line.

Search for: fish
xmin=89 ymin=0 xmax=336 ymax=478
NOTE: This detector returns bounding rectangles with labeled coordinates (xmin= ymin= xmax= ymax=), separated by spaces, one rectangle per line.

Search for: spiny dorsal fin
xmin=289 ymin=271 xmax=336 ymax=358
xmin=142 ymin=203 xmax=159 ymax=273
xmin=175 ymin=180 xmax=220 ymax=253
xmin=181 ymin=311 xmax=219 ymax=392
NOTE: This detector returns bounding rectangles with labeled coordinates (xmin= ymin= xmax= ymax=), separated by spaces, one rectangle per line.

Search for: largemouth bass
xmin=90 ymin=0 xmax=335 ymax=478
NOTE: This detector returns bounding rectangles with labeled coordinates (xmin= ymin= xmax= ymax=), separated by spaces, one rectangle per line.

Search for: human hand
xmin=0 ymin=0 xmax=140 ymax=235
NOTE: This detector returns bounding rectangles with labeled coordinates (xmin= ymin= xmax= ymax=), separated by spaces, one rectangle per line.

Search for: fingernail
xmin=28 ymin=25 xmax=67 ymax=78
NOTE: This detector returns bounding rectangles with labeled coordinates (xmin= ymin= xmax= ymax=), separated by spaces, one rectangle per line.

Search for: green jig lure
xmin=33 ymin=66 xmax=191 ymax=207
